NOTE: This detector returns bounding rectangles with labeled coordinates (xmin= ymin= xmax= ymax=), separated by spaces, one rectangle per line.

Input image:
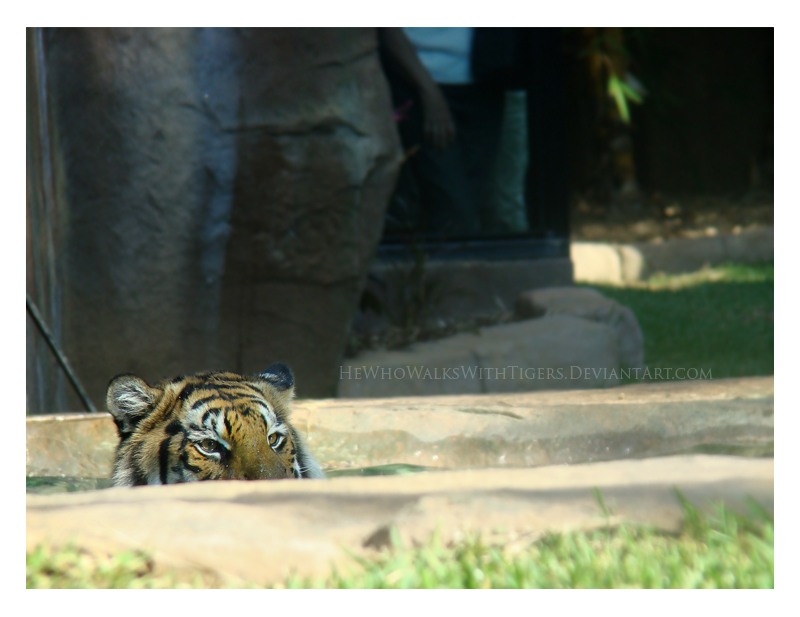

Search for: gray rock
xmin=516 ymin=287 xmax=645 ymax=370
xmin=338 ymin=315 xmax=620 ymax=397
xmin=26 ymin=455 xmax=774 ymax=586
xmin=42 ymin=28 xmax=400 ymax=406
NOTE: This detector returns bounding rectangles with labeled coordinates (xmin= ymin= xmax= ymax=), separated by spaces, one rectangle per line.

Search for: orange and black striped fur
xmin=106 ymin=363 xmax=324 ymax=487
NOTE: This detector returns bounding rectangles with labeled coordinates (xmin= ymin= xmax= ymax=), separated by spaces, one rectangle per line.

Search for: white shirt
xmin=402 ymin=27 xmax=474 ymax=84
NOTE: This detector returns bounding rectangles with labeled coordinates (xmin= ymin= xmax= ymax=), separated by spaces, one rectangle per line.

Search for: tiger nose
xmin=244 ymin=468 xmax=281 ymax=480
xmin=239 ymin=458 xmax=281 ymax=480
xmin=241 ymin=463 xmax=266 ymax=480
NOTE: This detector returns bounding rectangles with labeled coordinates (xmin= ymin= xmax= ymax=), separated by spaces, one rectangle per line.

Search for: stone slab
xmin=28 ymin=376 xmax=773 ymax=477
xmin=25 ymin=455 xmax=774 ymax=586
xmin=26 ymin=413 xmax=119 ymax=479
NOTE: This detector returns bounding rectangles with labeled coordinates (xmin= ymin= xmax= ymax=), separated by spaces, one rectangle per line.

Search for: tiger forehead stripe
xmin=185 ymin=393 xmax=222 ymax=429
xmin=180 ymin=383 xmax=277 ymax=434
xmin=210 ymin=381 xmax=280 ymax=429
xmin=254 ymin=400 xmax=278 ymax=432
xmin=203 ymin=409 xmax=227 ymax=437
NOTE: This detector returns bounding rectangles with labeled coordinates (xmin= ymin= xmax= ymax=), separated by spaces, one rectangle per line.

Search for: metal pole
xmin=26 ymin=293 xmax=98 ymax=413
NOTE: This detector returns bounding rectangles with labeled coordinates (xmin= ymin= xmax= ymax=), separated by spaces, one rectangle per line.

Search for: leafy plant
xmin=582 ymin=27 xmax=646 ymax=125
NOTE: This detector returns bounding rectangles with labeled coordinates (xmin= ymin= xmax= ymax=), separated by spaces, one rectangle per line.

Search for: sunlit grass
xmin=26 ymin=544 xmax=190 ymax=589
xmin=27 ymin=498 xmax=773 ymax=589
xmin=586 ymin=262 xmax=773 ymax=380
xmin=285 ymin=497 xmax=772 ymax=589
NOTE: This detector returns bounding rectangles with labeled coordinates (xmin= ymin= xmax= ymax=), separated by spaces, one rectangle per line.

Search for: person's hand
xmin=420 ymin=85 xmax=456 ymax=150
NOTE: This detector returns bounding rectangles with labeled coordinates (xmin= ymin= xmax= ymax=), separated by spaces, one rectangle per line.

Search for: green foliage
xmin=607 ymin=73 xmax=644 ymax=124
xmin=586 ymin=262 xmax=774 ymax=380
xmin=580 ymin=27 xmax=646 ymax=124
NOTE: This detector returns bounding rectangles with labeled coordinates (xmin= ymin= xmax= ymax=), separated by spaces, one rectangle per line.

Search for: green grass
xmin=585 ymin=262 xmax=773 ymax=380
xmin=27 ymin=498 xmax=773 ymax=589
xmin=26 ymin=544 xmax=194 ymax=589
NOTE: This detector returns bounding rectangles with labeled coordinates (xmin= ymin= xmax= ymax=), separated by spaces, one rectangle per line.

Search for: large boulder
xmin=515 ymin=286 xmax=645 ymax=370
xmin=44 ymin=28 xmax=401 ymax=404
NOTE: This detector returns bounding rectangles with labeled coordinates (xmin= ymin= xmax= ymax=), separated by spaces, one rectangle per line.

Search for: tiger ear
xmin=259 ymin=362 xmax=295 ymax=405
xmin=106 ymin=374 xmax=161 ymax=436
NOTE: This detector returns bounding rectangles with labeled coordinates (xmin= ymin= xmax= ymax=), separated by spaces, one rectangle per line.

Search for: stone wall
xmin=41 ymin=27 xmax=401 ymax=406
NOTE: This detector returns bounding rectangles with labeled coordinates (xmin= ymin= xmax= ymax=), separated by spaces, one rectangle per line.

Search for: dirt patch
xmin=571 ymin=191 xmax=774 ymax=244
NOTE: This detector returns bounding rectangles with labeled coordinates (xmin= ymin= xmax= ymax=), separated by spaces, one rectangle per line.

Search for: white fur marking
xmin=116 ymin=382 xmax=152 ymax=415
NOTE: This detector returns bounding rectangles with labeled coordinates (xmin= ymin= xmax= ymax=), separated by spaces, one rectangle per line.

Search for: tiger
xmin=106 ymin=362 xmax=324 ymax=487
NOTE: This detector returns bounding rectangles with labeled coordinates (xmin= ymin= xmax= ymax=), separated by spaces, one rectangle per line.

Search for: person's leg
xmin=442 ymin=84 xmax=505 ymax=234
xmin=485 ymin=90 xmax=530 ymax=233
xmin=411 ymin=136 xmax=478 ymax=236
xmin=386 ymin=78 xmax=480 ymax=238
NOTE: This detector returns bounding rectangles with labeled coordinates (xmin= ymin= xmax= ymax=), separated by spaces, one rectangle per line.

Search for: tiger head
xmin=106 ymin=363 xmax=324 ymax=487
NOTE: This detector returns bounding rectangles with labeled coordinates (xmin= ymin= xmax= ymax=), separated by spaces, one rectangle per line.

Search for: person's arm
xmin=378 ymin=27 xmax=456 ymax=150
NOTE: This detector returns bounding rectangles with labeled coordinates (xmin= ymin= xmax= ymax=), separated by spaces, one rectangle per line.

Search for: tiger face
xmin=106 ymin=363 xmax=324 ymax=487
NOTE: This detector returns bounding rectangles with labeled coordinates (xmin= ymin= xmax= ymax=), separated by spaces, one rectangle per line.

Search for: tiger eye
xmin=199 ymin=439 xmax=218 ymax=453
xmin=268 ymin=433 xmax=278 ymax=446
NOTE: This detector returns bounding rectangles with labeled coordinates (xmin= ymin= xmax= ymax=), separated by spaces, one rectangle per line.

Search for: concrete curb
xmin=27 ymin=376 xmax=773 ymax=477
xmin=26 ymin=455 xmax=773 ymax=586
xmin=572 ymin=227 xmax=773 ymax=284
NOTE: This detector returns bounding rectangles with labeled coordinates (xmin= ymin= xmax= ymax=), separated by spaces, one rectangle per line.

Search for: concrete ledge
xmin=571 ymin=243 xmax=627 ymax=285
xmin=28 ymin=376 xmax=773 ymax=477
xmin=26 ymin=455 xmax=774 ymax=586
xmin=572 ymin=227 xmax=773 ymax=284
